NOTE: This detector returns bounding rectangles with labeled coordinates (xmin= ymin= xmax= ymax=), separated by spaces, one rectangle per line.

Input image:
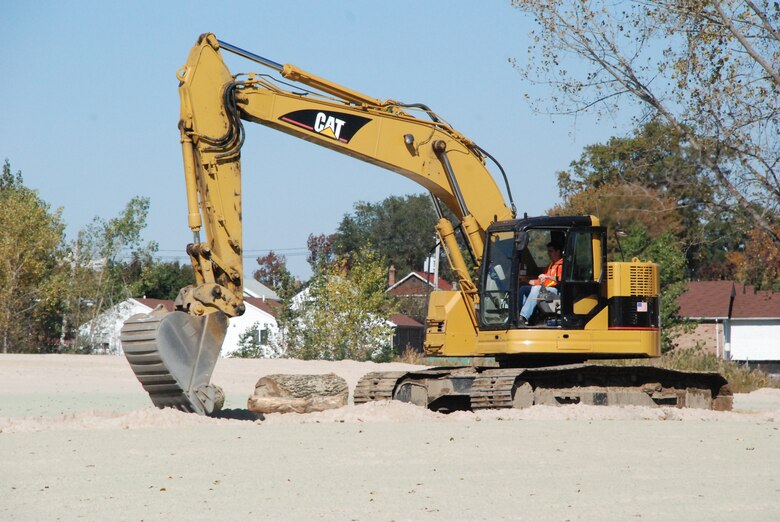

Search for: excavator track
xmin=353 ymin=372 xmax=408 ymax=404
xmin=120 ymin=307 xmax=228 ymax=415
xmin=354 ymin=364 xmax=732 ymax=412
xmin=470 ymin=370 xmax=525 ymax=409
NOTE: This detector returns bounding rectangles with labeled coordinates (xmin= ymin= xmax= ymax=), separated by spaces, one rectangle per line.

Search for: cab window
xmin=481 ymin=231 xmax=514 ymax=326
xmin=567 ymin=231 xmax=594 ymax=282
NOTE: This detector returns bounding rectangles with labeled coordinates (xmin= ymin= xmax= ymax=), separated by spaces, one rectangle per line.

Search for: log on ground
xmin=247 ymin=373 xmax=349 ymax=414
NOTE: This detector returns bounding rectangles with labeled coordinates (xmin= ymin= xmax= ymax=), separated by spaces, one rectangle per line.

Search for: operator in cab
xmin=518 ymin=241 xmax=563 ymax=326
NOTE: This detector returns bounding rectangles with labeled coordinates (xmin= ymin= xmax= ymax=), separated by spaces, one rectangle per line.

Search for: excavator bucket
xmin=119 ymin=306 xmax=228 ymax=415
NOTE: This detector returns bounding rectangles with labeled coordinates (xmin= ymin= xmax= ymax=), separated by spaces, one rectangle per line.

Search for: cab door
xmin=560 ymin=227 xmax=607 ymax=329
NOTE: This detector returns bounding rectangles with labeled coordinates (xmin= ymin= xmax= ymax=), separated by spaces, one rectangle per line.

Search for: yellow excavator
xmin=120 ymin=34 xmax=731 ymax=414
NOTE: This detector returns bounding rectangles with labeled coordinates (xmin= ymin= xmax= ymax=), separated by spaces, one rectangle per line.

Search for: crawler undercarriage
xmin=354 ymin=365 xmax=733 ymax=412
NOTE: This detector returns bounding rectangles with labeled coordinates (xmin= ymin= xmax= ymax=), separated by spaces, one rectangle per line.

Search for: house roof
xmin=388 ymin=271 xmax=453 ymax=292
xmin=414 ymin=271 xmax=453 ymax=290
xmin=678 ymin=281 xmax=735 ymax=319
xmin=133 ymin=298 xmax=175 ymax=312
xmin=731 ymin=284 xmax=780 ymax=318
xmin=678 ymin=281 xmax=780 ymax=319
xmin=390 ymin=313 xmax=424 ymax=328
xmin=244 ymin=297 xmax=283 ymax=318
xmin=244 ymin=278 xmax=280 ymax=300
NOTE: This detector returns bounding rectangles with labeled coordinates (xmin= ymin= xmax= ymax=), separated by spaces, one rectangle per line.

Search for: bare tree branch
xmin=712 ymin=0 xmax=780 ymax=87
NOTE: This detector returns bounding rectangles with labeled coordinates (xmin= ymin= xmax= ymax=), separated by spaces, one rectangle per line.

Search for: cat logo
xmin=279 ymin=109 xmax=371 ymax=144
xmin=314 ymin=112 xmax=345 ymax=140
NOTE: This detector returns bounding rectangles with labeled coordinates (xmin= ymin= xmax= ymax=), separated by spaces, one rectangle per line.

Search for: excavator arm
xmin=177 ymin=33 xmax=514 ymax=318
xmin=120 ymin=33 xmax=514 ymax=414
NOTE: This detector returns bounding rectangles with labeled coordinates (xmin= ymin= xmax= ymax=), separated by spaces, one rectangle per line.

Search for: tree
xmin=277 ymin=246 xmax=397 ymax=361
xmin=253 ymin=250 xmax=292 ymax=291
xmin=129 ymin=259 xmax=194 ymax=300
xmin=60 ymin=196 xmax=157 ymax=349
xmin=334 ymin=194 xmax=439 ymax=275
xmin=306 ymin=234 xmax=337 ymax=272
xmin=550 ymin=120 xmax=749 ymax=277
xmin=233 ymin=322 xmax=262 ymax=358
xmin=515 ymin=0 xmax=780 ymax=250
xmin=232 ymin=322 xmax=284 ymax=359
xmin=0 ymin=160 xmax=64 ymax=353
xmin=730 ymin=227 xmax=780 ymax=292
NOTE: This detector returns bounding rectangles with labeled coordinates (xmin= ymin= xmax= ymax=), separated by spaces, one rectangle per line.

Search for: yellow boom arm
xmin=176 ymin=33 xmax=514 ymax=323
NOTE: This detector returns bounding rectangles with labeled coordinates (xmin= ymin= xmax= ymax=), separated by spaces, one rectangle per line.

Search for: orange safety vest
xmin=531 ymin=258 xmax=562 ymax=287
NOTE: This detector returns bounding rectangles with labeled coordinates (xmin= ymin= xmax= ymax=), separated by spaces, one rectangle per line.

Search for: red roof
xmin=678 ymin=281 xmax=780 ymax=319
xmin=413 ymin=271 xmax=453 ymax=291
xmin=134 ymin=298 xmax=175 ymax=312
xmin=677 ymin=281 xmax=734 ymax=319
xmin=732 ymin=284 xmax=780 ymax=318
xmin=390 ymin=313 xmax=424 ymax=327
xmin=244 ymin=297 xmax=282 ymax=318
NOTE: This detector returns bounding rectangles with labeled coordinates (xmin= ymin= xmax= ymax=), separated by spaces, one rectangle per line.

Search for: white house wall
xmin=729 ymin=320 xmax=780 ymax=361
xmin=221 ymin=307 xmax=278 ymax=357
xmin=78 ymin=300 xmax=152 ymax=355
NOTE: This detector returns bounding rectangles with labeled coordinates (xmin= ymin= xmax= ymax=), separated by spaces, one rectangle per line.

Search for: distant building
xmin=387 ymin=270 xmax=454 ymax=297
xmin=386 ymin=269 xmax=452 ymax=353
xmin=78 ymin=298 xmax=173 ymax=355
xmin=244 ymin=278 xmax=280 ymax=300
xmin=78 ymin=295 xmax=279 ymax=357
xmin=389 ymin=313 xmax=425 ymax=355
xmin=677 ymin=281 xmax=780 ymax=373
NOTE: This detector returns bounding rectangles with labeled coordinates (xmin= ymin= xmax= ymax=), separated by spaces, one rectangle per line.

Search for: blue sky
xmin=2 ymin=1 xmax=633 ymax=279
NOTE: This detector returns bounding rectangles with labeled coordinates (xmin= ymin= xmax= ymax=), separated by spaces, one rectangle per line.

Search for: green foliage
xmin=233 ymin=322 xmax=264 ymax=358
xmin=620 ymin=224 xmax=692 ymax=352
xmin=59 ymin=196 xmax=158 ymax=349
xmin=0 ymin=160 xmax=64 ymax=353
xmin=278 ymin=246 xmax=397 ymax=362
xmin=334 ymin=194 xmax=438 ymax=275
xmin=128 ymin=260 xmax=194 ymax=300
xmin=1 ymin=159 xmax=24 ymax=190
xmin=551 ymin=120 xmax=747 ymax=278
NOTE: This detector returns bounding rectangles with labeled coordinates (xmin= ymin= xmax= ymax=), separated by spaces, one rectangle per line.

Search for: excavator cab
xmin=479 ymin=216 xmax=607 ymax=331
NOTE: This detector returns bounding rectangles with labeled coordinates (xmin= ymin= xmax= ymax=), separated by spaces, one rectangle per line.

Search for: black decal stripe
xmin=278 ymin=109 xmax=371 ymax=144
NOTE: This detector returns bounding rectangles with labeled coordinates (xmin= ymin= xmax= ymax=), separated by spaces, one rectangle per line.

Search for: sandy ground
xmin=1 ymin=354 xmax=779 ymax=521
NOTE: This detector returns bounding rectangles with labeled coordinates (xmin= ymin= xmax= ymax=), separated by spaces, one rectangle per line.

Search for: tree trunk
xmin=247 ymin=373 xmax=349 ymax=414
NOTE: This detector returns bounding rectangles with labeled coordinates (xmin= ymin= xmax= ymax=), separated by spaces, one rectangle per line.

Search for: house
xmin=244 ymin=278 xmax=279 ymax=300
xmin=386 ymin=268 xmax=452 ymax=352
xmin=78 ymin=298 xmax=174 ymax=354
xmin=222 ymin=296 xmax=280 ymax=356
xmin=78 ymin=294 xmax=280 ymax=357
xmin=285 ymin=275 xmax=427 ymax=356
xmin=677 ymin=281 xmax=780 ymax=372
xmin=387 ymin=268 xmax=454 ymax=297
xmin=390 ymin=313 xmax=425 ymax=354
